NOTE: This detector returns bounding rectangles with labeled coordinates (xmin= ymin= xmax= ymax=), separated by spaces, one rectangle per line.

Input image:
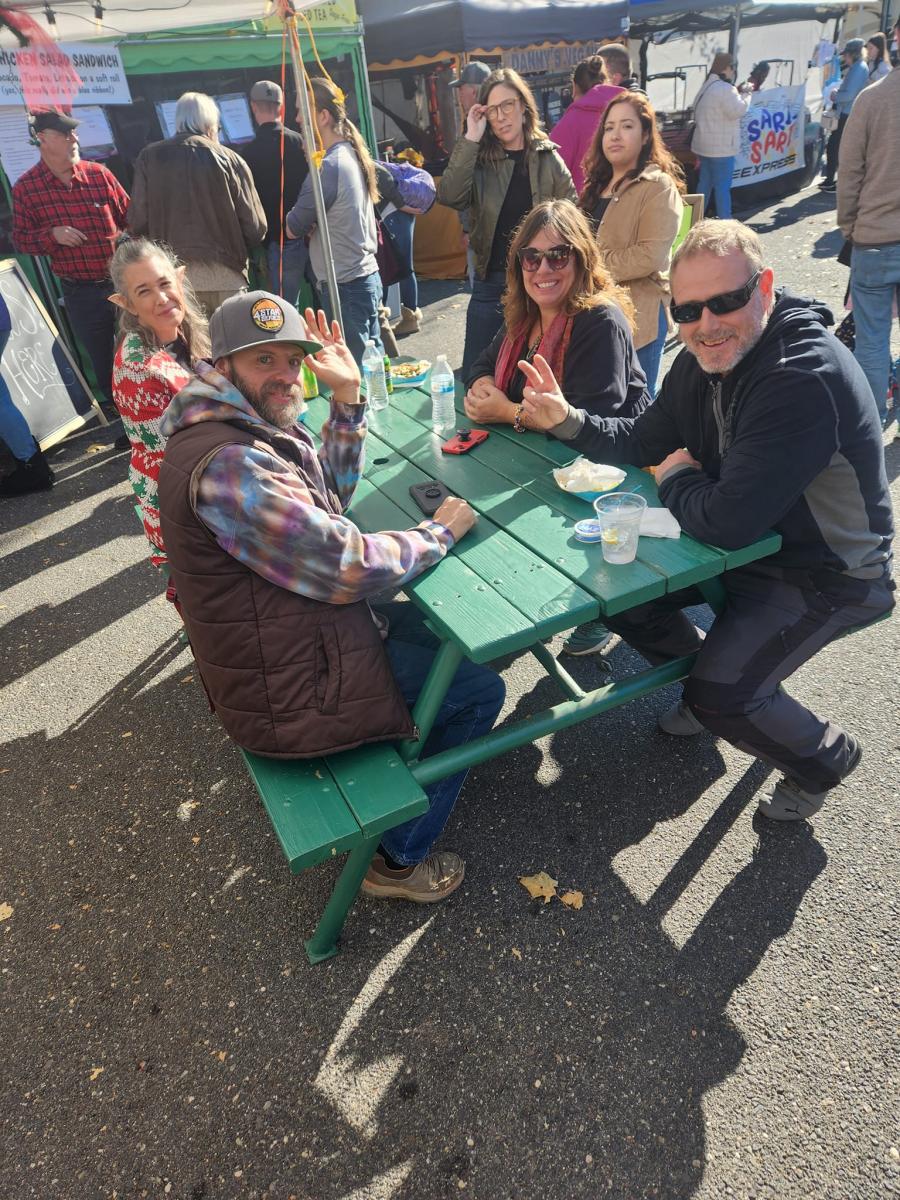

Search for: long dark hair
xmin=867 ymin=32 xmax=888 ymax=69
xmin=579 ymin=92 xmax=685 ymax=212
xmin=475 ymin=68 xmax=546 ymax=165
xmin=503 ymin=200 xmax=634 ymax=335
xmin=310 ymin=76 xmax=378 ymax=202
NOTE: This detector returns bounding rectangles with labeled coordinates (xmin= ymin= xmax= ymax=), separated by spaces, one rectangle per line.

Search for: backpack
xmin=383 ymin=161 xmax=437 ymax=214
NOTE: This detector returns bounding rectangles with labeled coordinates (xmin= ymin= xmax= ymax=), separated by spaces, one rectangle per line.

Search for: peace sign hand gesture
xmin=518 ymin=353 xmax=570 ymax=431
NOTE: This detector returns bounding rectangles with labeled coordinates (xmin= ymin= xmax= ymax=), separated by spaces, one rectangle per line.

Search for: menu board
xmin=0 ymin=106 xmax=41 ymax=184
xmin=216 ymin=94 xmax=255 ymax=144
xmin=154 ymin=100 xmax=178 ymax=139
xmin=72 ymin=105 xmax=116 ymax=159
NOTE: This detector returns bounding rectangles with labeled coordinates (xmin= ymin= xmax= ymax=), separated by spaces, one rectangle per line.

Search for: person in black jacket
xmin=239 ymin=80 xmax=309 ymax=304
xmin=520 ymin=219 xmax=894 ymax=822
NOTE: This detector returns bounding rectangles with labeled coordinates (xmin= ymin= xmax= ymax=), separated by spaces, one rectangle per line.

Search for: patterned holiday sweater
xmin=112 ymin=332 xmax=194 ymax=566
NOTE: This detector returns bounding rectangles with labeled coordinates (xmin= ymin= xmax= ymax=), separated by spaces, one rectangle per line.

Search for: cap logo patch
xmin=251 ymin=299 xmax=285 ymax=331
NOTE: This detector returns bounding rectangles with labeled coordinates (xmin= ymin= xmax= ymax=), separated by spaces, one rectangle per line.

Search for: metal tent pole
xmin=284 ymin=15 xmax=344 ymax=334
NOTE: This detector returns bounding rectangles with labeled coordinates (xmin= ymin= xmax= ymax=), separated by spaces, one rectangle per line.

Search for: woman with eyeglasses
xmin=579 ymin=93 xmax=685 ymax=400
xmin=464 ymin=199 xmax=647 ymax=657
xmin=438 ymin=68 xmax=576 ymax=377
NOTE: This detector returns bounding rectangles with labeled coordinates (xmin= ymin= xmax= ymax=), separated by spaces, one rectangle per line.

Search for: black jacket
xmin=239 ymin=122 xmax=308 ymax=247
xmin=553 ymin=289 xmax=893 ymax=573
xmin=467 ymin=302 xmax=648 ymax=419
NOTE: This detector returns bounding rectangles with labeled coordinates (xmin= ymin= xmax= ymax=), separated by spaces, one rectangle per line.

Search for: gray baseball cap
xmin=250 ymin=79 xmax=283 ymax=104
xmin=449 ymin=61 xmax=492 ymax=89
xmin=209 ymin=292 xmax=322 ymax=360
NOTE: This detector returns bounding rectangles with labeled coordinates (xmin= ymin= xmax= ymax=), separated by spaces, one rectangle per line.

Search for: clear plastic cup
xmin=593 ymin=492 xmax=647 ymax=564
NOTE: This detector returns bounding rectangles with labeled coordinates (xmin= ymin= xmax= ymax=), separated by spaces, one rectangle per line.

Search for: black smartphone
xmin=409 ymin=481 xmax=454 ymax=516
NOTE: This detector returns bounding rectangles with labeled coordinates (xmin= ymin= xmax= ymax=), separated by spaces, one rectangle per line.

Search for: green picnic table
xmin=247 ymin=374 xmax=779 ymax=963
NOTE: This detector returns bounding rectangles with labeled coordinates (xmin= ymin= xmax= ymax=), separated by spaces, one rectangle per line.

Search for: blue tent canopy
xmin=360 ymin=0 xmax=630 ymax=66
xmin=628 ymin=0 xmax=848 ymax=36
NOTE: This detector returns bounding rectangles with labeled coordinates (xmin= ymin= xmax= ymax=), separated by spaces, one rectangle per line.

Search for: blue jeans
xmin=59 ymin=278 xmax=116 ymax=404
xmin=267 ymin=238 xmax=309 ymax=306
xmin=0 ymin=329 xmax=38 ymax=461
xmin=378 ymin=602 xmax=505 ymax=865
xmin=462 ymin=270 xmax=507 ymax=378
xmin=636 ymin=302 xmax=668 ymax=400
xmin=697 ymin=155 xmax=736 ymax=220
xmin=850 ymin=241 xmax=900 ymax=425
xmin=382 ymin=210 xmax=418 ymax=310
xmin=317 ymin=271 xmax=383 ymax=367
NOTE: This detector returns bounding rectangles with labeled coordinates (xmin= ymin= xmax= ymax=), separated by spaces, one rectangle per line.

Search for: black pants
xmin=603 ymin=560 xmax=894 ymax=793
xmin=823 ymin=114 xmax=848 ymax=186
xmin=60 ymin=278 xmax=116 ymax=405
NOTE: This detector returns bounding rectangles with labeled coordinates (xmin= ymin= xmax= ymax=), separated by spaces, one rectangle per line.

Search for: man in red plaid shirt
xmin=12 ymin=110 xmax=129 ymax=405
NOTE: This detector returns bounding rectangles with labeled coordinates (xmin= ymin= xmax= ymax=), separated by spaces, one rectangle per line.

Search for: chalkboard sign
xmin=0 ymin=258 xmax=102 ymax=449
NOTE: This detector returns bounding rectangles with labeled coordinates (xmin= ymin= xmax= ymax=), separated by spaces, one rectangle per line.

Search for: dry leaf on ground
xmin=560 ymin=891 xmax=584 ymax=910
xmin=518 ymin=871 xmax=558 ymax=903
xmin=89 ymin=1067 xmax=104 ymax=1081
xmin=0 ymin=902 xmax=13 ymax=921
xmin=511 ymin=947 xmax=522 ymax=961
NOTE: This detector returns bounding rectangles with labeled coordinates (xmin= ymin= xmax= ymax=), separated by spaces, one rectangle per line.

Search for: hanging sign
xmin=501 ymin=43 xmax=603 ymax=75
xmin=733 ymin=84 xmax=806 ymax=188
xmin=0 ymin=42 xmax=131 ymax=107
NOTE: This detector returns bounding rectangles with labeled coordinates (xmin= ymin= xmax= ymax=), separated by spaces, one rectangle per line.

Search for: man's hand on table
xmin=656 ymin=448 xmax=701 ymax=481
xmin=431 ymin=496 xmax=476 ymax=542
xmin=518 ymin=354 xmax=570 ymax=431
xmin=303 ymin=308 xmax=361 ymax=405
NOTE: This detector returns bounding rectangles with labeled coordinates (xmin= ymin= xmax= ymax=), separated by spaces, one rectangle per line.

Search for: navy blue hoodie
xmin=553 ymin=289 xmax=893 ymax=575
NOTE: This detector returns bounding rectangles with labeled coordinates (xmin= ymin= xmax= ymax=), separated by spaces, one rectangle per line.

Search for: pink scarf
xmin=494 ymin=310 xmax=575 ymax=395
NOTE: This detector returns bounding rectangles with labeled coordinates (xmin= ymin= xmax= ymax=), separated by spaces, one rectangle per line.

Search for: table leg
xmin=304 ymin=835 xmax=382 ymax=964
xmin=698 ymin=576 xmax=727 ymax=615
xmin=398 ymin=638 xmax=464 ymax=763
xmin=530 ymin=642 xmax=586 ymax=701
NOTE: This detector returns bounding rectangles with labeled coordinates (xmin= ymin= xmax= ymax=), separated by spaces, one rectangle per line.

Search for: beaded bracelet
xmin=513 ymin=403 xmax=526 ymax=433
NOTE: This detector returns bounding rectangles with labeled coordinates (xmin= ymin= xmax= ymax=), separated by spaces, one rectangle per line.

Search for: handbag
xmin=834 ymin=312 xmax=855 ymax=351
xmin=374 ymin=217 xmax=410 ymax=287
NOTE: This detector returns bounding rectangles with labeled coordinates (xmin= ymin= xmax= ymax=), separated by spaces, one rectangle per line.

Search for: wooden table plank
xmin=325 ymin=744 xmax=428 ymax=838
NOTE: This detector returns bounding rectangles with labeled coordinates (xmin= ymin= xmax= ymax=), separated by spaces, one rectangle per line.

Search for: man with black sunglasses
xmin=520 ymin=219 xmax=894 ymax=824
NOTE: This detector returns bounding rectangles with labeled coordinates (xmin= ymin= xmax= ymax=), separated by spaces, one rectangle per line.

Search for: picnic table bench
xmin=232 ymin=370 xmax=785 ymax=964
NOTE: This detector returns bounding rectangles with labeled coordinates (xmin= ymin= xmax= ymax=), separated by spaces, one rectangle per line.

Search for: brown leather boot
xmin=392 ymin=305 xmax=422 ymax=336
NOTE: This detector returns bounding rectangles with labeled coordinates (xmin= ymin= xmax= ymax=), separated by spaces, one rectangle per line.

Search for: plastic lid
xmin=573 ymin=519 xmax=603 ymax=543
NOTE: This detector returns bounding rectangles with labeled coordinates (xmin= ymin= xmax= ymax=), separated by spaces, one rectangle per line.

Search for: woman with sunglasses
xmin=580 ymin=93 xmax=685 ymax=399
xmin=439 ymin=68 xmax=576 ymax=377
xmin=464 ymin=198 xmax=648 ymax=658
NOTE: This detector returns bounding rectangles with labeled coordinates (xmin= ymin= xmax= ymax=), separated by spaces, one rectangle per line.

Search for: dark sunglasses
xmin=517 ymin=244 xmax=574 ymax=272
xmin=670 ymin=270 xmax=762 ymax=324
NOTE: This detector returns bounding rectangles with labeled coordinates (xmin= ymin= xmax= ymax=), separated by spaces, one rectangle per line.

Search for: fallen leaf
xmin=49 ymin=923 xmax=61 ymax=930
xmin=120 ymin=731 xmax=133 ymax=739
xmin=191 ymin=836 xmax=201 ymax=845
xmin=89 ymin=1066 xmax=104 ymax=1081
xmin=85 ymin=443 xmax=107 ymax=455
xmin=180 ymin=675 xmax=193 ymax=684
xmin=518 ymin=871 xmax=558 ymax=903
xmin=0 ymin=903 xmax=13 ymax=922
xmin=511 ymin=947 xmax=522 ymax=961
xmin=560 ymin=891 xmax=584 ymax=910
xmin=214 ymin=1050 xmax=226 ymax=1062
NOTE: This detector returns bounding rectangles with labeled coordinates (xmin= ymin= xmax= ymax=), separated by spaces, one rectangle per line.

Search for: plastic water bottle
xmin=430 ymin=355 xmax=456 ymax=435
xmin=361 ymin=340 xmax=389 ymax=411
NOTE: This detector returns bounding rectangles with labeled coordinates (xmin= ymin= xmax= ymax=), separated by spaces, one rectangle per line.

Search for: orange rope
xmin=277 ymin=19 xmax=287 ymax=296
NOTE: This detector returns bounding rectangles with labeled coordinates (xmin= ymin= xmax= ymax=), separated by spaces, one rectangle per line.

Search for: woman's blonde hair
xmin=311 ymin=76 xmax=378 ymax=202
xmin=109 ymin=237 xmax=210 ymax=361
xmin=503 ymin=200 xmax=635 ymax=335
xmin=476 ymin=68 xmax=546 ymax=165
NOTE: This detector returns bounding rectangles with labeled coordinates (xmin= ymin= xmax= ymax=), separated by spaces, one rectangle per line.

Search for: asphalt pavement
xmin=1 ymin=182 xmax=898 ymax=1200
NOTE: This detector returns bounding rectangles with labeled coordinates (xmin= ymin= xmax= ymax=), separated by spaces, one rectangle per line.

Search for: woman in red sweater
xmin=109 ymin=238 xmax=209 ymax=565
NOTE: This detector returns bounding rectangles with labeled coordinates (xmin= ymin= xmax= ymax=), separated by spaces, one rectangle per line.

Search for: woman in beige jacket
xmin=579 ymin=92 xmax=684 ymax=399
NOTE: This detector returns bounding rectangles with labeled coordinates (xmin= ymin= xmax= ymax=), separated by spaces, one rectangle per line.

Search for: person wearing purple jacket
xmin=551 ymin=55 xmax=624 ymax=194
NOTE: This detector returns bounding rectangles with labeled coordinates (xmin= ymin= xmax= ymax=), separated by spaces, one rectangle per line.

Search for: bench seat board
xmin=325 ymin=743 xmax=429 ymax=838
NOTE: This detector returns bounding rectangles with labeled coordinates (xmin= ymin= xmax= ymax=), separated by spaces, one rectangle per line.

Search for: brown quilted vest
xmin=158 ymin=416 xmax=415 ymax=758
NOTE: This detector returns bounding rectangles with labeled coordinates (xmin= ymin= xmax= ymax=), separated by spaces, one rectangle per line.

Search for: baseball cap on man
xmin=449 ymin=61 xmax=492 ymax=89
xmin=841 ymin=37 xmax=865 ymax=55
xmin=32 ymin=110 xmax=80 ymax=134
xmin=250 ymin=79 xmax=283 ymax=104
xmin=210 ymin=292 xmax=322 ymax=361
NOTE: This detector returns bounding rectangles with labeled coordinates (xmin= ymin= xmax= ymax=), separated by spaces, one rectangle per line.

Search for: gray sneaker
xmin=361 ymin=851 xmax=465 ymax=903
xmin=657 ymin=699 xmax=706 ymax=736
xmin=562 ymin=620 xmax=613 ymax=656
xmin=757 ymin=736 xmax=861 ymax=822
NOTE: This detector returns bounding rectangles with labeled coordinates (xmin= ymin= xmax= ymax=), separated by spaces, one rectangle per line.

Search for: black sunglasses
xmin=517 ymin=244 xmax=573 ymax=272
xmin=670 ymin=270 xmax=762 ymax=324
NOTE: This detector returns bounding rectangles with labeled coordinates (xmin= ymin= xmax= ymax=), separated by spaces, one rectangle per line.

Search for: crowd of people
xmin=0 ymin=33 xmax=896 ymax=902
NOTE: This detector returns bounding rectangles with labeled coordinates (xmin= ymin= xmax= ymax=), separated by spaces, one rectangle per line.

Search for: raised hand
xmin=465 ymin=103 xmax=488 ymax=143
xmin=302 ymin=307 xmax=361 ymax=403
xmin=518 ymin=353 xmax=570 ymax=431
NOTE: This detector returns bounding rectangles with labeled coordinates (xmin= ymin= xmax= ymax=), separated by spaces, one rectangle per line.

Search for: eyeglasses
xmin=669 ymin=270 xmax=762 ymax=324
xmin=485 ymin=97 xmax=520 ymax=122
xmin=518 ymin=244 xmax=574 ymax=272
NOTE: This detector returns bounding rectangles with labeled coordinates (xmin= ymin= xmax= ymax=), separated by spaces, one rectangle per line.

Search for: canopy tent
xmin=628 ymin=0 xmax=849 ymax=36
xmin=358 ymin=0 xmax=630 ymax=68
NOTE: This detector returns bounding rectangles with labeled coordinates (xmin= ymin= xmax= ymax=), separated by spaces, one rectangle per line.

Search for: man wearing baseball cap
xmin=12 ymin=109 xmax=129 ymax=406
xmin=157 ymin=294 xmax=503 ymax=904
xmin=449 ymin=63 xmax=492 ymax=288
xmin=820 ymin=38 xmax=869 ymax=192
xmin=239 ymin=81 xmax=310 ymax=304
